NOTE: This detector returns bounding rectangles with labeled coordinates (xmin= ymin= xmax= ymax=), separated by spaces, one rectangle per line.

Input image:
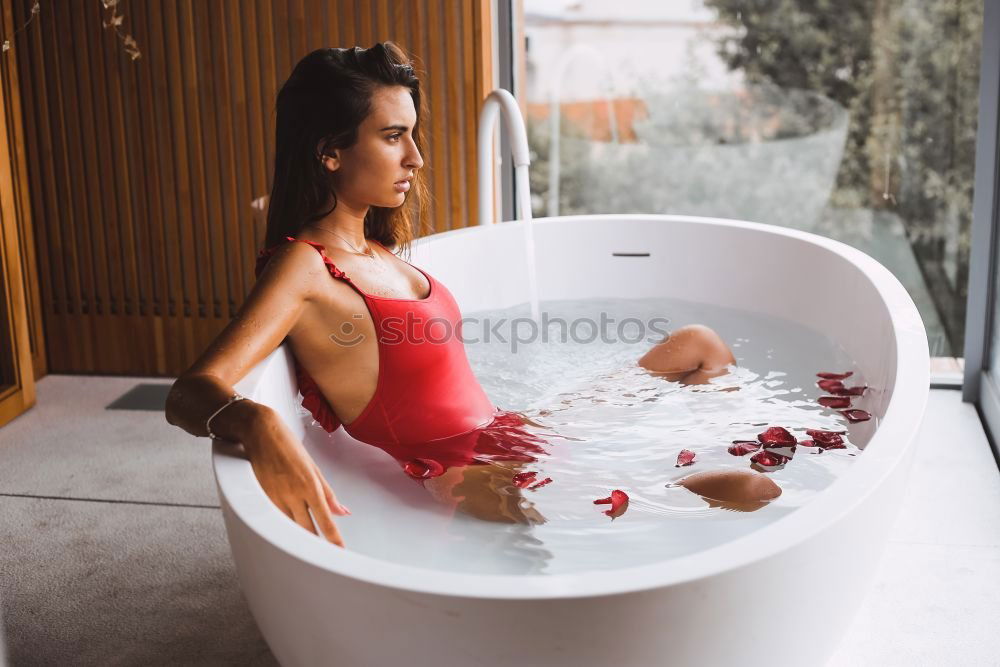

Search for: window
xmin=515 ymin=0 xmax=983 ymax=366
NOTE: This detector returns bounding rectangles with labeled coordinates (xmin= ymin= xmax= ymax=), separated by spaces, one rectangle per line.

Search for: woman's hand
xmin=242 ymin=411 xmax=351 ymax=547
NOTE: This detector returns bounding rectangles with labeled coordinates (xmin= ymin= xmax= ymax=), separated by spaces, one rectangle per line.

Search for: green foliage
xmin=526 ymin=113 xmax=597 ymax=218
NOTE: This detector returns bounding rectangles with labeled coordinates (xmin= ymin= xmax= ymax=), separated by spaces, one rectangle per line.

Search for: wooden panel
xmin=12 ymin=0 xmax=494 ymax=376
xmin=0 ymin=0 xmax=36 ymax=426
xmin=0 ymin=0 xmax=45 ymax=382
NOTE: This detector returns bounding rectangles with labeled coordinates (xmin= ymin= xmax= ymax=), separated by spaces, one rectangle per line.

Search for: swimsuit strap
xmin=254 ymin=235 xmax=365 ymax=297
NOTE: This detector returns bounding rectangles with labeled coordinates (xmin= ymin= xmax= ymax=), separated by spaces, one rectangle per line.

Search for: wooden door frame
xmin=0 ymin=65 xmax=35 ymax=426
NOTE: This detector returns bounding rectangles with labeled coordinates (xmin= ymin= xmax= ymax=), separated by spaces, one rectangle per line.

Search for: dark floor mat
xmin=105 ymin=383 xmax=172 ymax=411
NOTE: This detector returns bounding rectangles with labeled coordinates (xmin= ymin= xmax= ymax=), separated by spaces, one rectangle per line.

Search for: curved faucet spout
xmin=477 ymin=88 xmax=533 ymax=226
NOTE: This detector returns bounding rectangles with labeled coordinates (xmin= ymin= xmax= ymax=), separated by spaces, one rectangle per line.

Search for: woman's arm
xmin=165 ymin=240 xmax=352 ymax=546
xmin=165 ymin=240 xmax=322 ymax=438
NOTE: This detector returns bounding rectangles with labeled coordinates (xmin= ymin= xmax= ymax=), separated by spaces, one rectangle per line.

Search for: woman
xmin=164 ymin=43 xmax=779 ymax=549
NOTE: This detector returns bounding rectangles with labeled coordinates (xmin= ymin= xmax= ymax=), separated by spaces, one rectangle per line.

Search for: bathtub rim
xmin=212 ymin=213 xmax=930 ymax=600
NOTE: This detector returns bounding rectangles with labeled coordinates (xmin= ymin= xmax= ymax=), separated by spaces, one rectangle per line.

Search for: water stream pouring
xmin=477 ymin=88 xmax=540 ymax=324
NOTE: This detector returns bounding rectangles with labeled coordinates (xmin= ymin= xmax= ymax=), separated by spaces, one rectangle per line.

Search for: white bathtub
xmin=213 ymin=214 xmax=928 ymax=667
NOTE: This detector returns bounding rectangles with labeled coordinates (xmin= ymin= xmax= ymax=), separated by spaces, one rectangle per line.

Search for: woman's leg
xmin=641 ymin=326 xmax=779 ymax=509
xmin=673 ymin=469 xmax=781 ymax=511
xmin=422 ymin=461 xmax=547 ymax=525
xmin=637 ymin=324 xmax=737 ymax=385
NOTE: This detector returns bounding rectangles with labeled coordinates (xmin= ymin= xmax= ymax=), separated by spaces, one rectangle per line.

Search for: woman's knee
xmin=675 ymin=469 xmax=781 ymax=511
xmin=639 ymin=323 xmax=734 ymax=377
xmin=680 ymin=324 xmax=735 ymax=368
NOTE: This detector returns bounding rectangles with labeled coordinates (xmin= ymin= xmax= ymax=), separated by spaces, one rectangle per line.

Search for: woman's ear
xmin=319 ymin=152 xmax=340 ymax=172
xmin=316 ymin=140 xmax=340 ymax=172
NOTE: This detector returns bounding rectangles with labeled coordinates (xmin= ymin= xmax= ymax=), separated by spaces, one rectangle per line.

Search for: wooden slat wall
xmin=13 ymin=0 xmax=494 ymax=376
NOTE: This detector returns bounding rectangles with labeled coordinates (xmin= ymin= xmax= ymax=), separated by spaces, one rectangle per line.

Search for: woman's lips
xmin=393 ymin=180 xmax=410 ymax=192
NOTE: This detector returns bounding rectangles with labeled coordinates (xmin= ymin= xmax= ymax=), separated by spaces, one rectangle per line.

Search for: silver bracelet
xmin=206 ymin=393 xmax=246 ymax=440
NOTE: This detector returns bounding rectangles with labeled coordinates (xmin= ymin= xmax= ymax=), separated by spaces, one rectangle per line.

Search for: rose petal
xmin=757 ymin=426 xmax=797 ymax=446
xmin=839 ymin=385 xmax=868 ymax=396
xmin=763 ymin=444 xmax=797 ymax=458
xmin=512 ymin=471 xmax=538 ymax=488
xmin=818 ymin=395 xmax=852 ymax=409
xmin=606 ymin=489 xmax=629 ymax=517
xmin=817 ymin=371 xmax=854 ymax=380
xmin=728 ymin=441 xmax=762 ymax=456
xmin=805 ymin=428 xmax=846 ymax=446
xmin=403 ymin=458 xmax=445 ymax=480
xmin=527 ymin=476 xmax=553 ymax=491
xmin=839 ymin=409 xmax=871 ymax=423
xmin=676 ymin=449 xmax=697 ymax=467
xmin=799 ymin=439 xmax=818 ymax=447
xmin=751 ymin=450 xmax=788 ymax=466
xmin=750 ymin=450 xmax=788 ymax=472
xmin=594 ymin=489 xmax=630 ymax=517
xmin=817 ymin=379 xmax=845 ymax=392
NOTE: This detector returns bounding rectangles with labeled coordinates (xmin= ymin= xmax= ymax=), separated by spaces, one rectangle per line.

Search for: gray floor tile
xmin=0 ymin=496 xmax=276 ymax=667
xmin=0 ymin=376 xmax=218 ymax=507
xmin=888 ymin=391 xmax=1000 ymax=547
xmin=827 ymin=541 xmax=1000 ymax=666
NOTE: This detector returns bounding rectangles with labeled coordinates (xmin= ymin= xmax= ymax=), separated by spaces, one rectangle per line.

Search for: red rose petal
xmin=818 ymin=395 xmax=852 ymax=409
xmin=799 ymin=439 xmax=817 ymax=447
xmin=817 ymin=371 xmax=854 ymax=380
xmin=840 ymin=409 xmax=871 ymax=423
xmin=728 ymin=441 xmax=762 ymax=456
xmin=606 ymin=489 xmax=629 ymax=517
xmin=403 ymin=458 xmax=445 ymax=480
xmin=757 ymin=426 xmax=797 ymax=446
xmin=764 ymin=444 xmax=797 ymax=458
xmin=750 ymin=450 xmax=788 ymax=472
xmin=594 ymin=489 xmax=630 ymax=517
xmin=750 ymin=450 xmax=788 ymax=466
xmin=527 ymin=477 xmax=553 ymax=491
xmin=839 ymin=385 xmax=868 ymax=396
xmin=805 ymin=428 xmax=846 ymax=446
xmin=512 ymin=471 xmax=538 ymax=488
xmin=817 ymin=379 xmax=845 ymax=392
xmin=676 ymin=449 xmax=697 ymax=467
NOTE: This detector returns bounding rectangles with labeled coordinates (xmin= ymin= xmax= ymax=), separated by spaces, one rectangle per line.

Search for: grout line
xmin=0 ymin=492 xmax=220 ymax=510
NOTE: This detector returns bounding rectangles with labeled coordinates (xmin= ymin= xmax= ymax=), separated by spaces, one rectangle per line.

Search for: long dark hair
xmin=263 ymin=42 xmax=430 ymax=254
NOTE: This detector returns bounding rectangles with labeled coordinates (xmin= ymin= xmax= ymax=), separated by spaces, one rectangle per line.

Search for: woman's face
xmin=325 ymin=85 xmax=424 ymax=209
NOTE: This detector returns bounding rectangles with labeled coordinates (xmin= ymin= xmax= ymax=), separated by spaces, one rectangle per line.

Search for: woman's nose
xmin=406 ymin=150 xmax=423 ymax=170
xmin=406 ymin=140 xmax=423 ymax=169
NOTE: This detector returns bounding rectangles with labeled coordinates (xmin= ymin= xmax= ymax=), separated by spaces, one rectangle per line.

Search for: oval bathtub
xmin=212 ymin=214 xmax=929 ymax=667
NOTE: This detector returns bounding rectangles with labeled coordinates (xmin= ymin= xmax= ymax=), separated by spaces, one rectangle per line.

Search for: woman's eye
xmin=389 ymin=134 xmax=401 ymax=142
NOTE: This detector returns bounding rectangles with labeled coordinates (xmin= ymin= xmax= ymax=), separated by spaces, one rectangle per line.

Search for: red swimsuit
xmin=254 ymin=236 xmax=551 ymax=481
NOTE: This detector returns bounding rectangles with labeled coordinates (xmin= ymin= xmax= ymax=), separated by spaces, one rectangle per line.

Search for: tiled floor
xmin=827 ymin=390 xmax=1000 ymax=666
xmin=0 ymin=377 xmax=997 ymax=666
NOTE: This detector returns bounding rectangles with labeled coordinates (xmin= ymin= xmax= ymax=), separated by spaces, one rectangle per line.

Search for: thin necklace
xmin=310 ymin=225 xmax=377 ymax=260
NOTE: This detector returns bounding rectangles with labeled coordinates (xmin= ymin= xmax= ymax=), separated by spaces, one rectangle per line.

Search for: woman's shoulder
xmin=253 ymin=237 xmax=365 ymax=313
xmin=254 ymin=236 xmax=331 ymax=284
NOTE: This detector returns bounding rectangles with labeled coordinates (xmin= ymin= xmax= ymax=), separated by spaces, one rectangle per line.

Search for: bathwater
xmin=329 ymin=297 xmax=879 ymax=575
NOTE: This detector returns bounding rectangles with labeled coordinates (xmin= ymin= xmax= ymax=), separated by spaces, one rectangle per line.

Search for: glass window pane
xmin=519 ymin=0 xmax=983 ymax=359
